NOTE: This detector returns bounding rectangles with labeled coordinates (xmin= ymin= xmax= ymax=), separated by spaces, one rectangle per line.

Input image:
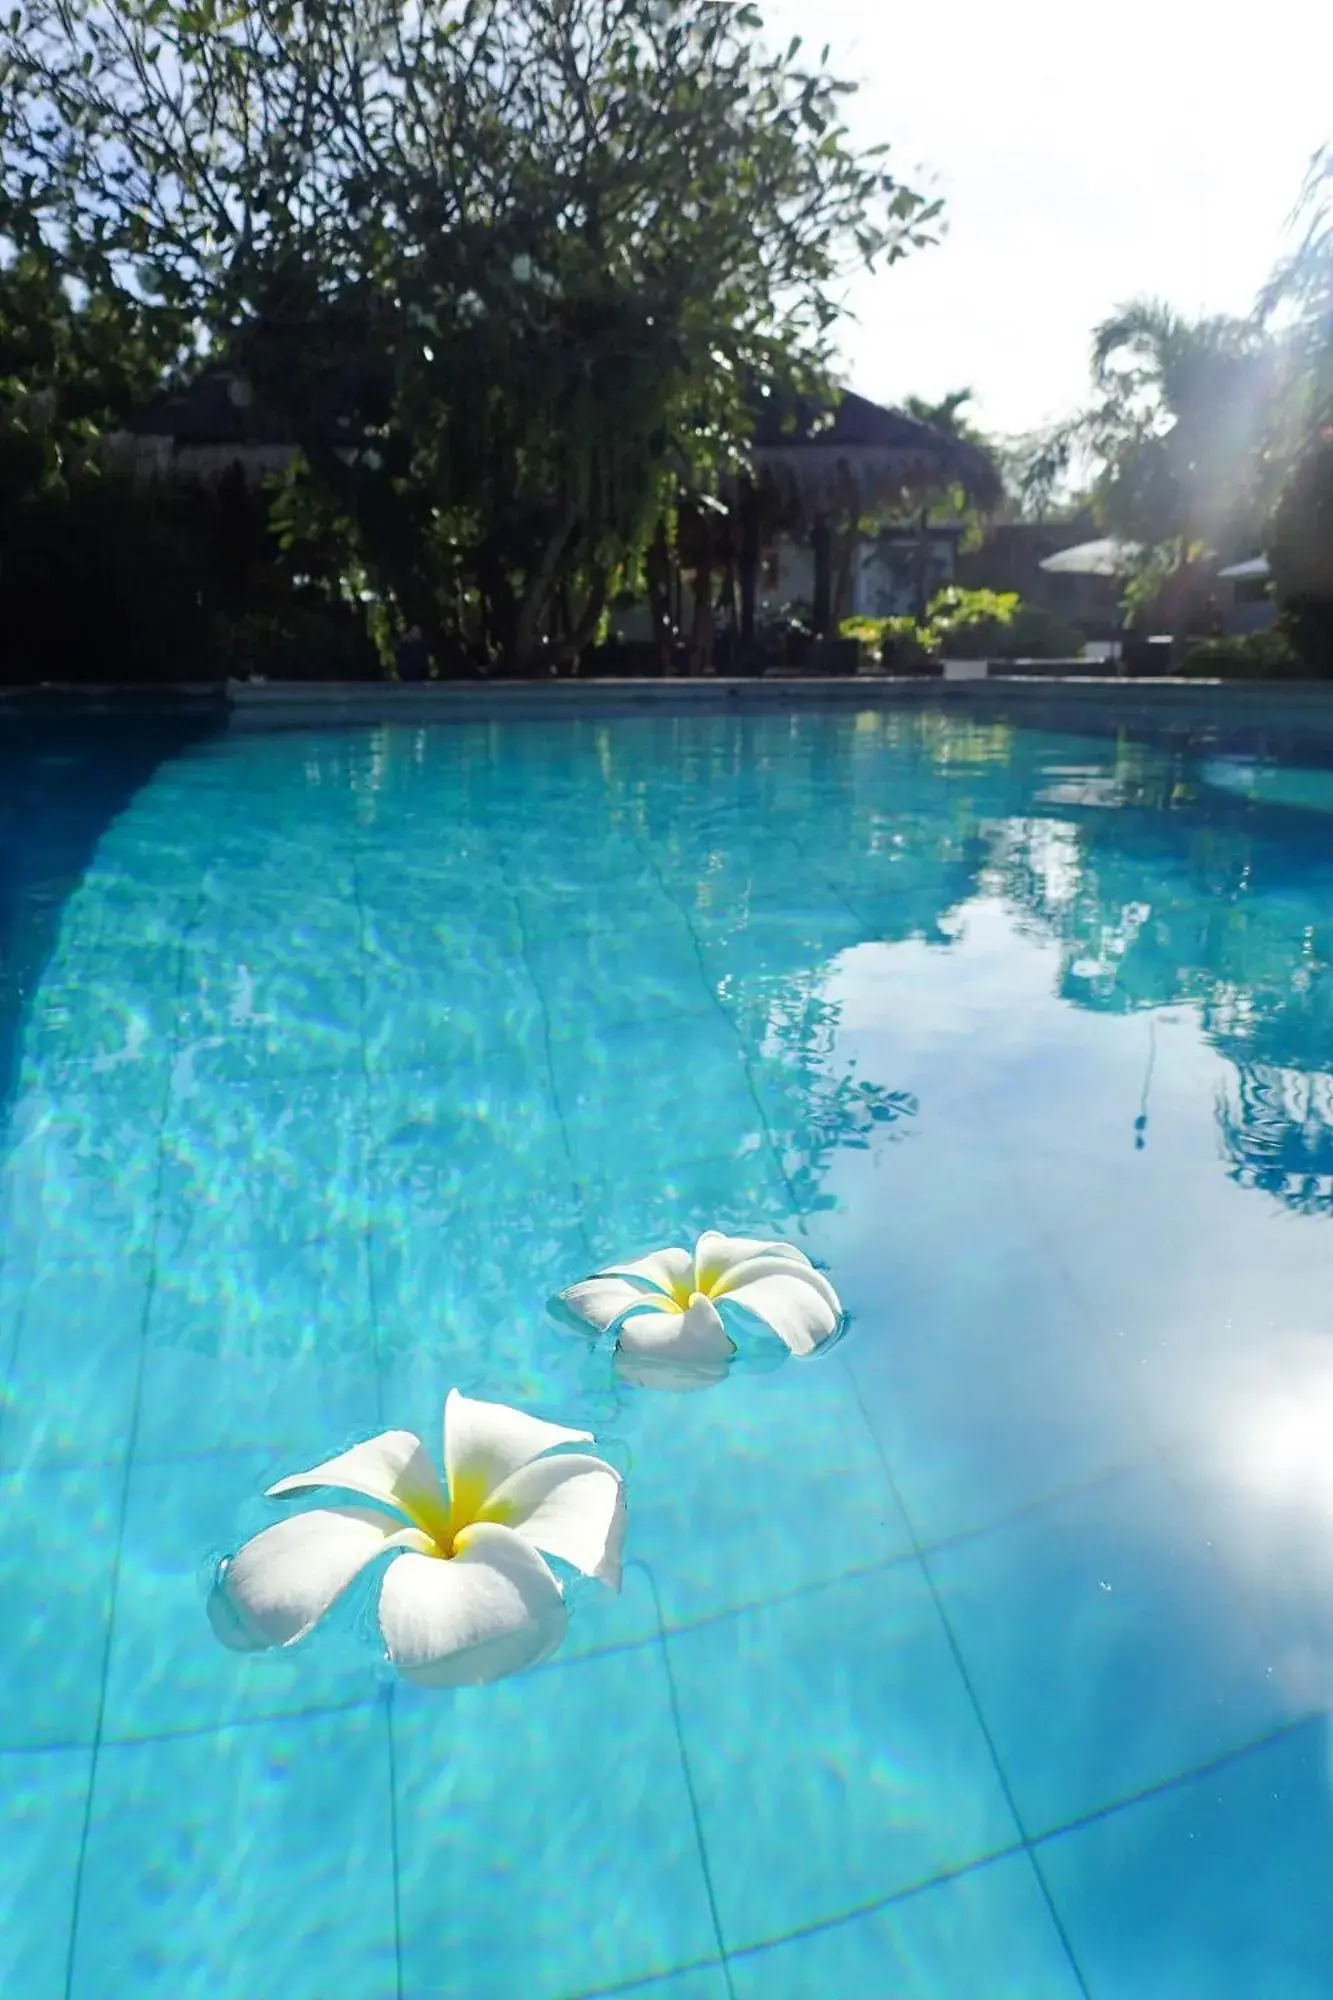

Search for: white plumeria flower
xmin=560 ymin=1230 xmax=842 ymax=1380
xmin=212 ymin=1391 xmax=624 ymax=1688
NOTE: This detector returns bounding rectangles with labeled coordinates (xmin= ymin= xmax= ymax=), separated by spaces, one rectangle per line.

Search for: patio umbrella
xmin=1038 ymin=538 xmax=1142 ymax=576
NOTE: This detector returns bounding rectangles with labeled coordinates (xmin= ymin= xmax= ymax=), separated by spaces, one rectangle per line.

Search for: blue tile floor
xmin=3 ymin=710 xmax=1333 ymax=1996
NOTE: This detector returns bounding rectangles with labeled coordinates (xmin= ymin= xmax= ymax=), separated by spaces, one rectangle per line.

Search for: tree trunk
xmin=510 ymin=508 xmax=579 ymax=675
xmin=552 ymin=565 xmax=609 ymax=671
xmin=739 ymin=478 xmax=760 ymax=651
xmin=912 ymin=506 xmax=932 ymax=620
xmin=811 ymin=515 xmax=832 ymax=638
xmin=691 ymin=544 xmax=715 ymax=674
xmin=647 ymin=518 xmax=674 ymax=674
xmin=833 ymin=523 xmax=858 ymax=625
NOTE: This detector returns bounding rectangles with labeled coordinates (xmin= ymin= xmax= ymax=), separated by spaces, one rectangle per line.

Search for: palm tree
xmin=1261 ymin=146 xmax=1333 ymax=668
xmin=896 ymin=387 xmax=1004 ymax=611
xmin=1261 ymin=145 xmax=1333 ymax=451
xmin=1086 ymin=299 xmax=1275 ymax=554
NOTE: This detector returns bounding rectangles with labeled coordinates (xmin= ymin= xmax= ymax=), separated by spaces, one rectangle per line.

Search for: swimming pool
xmin=2 ymin=702 xmax=1332 ymax=1997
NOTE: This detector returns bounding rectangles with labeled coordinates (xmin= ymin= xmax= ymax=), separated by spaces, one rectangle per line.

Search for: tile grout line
xmin=488 ymin=827 xmax=597 ymax=1268
xmin=631 ymin=834 xmax=806 ymax=1230
xmin=351 ymin=842 xmax=406 ymax=2000
xmin=639 ymin=1563 xmax=737 ymax=2000
xmin=842 ymin=1364 xmax=1094 ymax=2000
xmin=60 ymin=894 xmax=204 ymax=2000
xmin=1000 ymin=1126 xmax=1314 ymax=1720
xmin=0 ymin=1239 xmax=36 ymax=1469
xmin=608 ymin=1692 xmax=1318 ymax=1985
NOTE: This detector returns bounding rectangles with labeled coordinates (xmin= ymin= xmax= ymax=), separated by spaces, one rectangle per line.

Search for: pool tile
xmin=576 ymin=1151 xmax=799 ymax=1272
xmin=667 ymin=1564 xmax=1020 ymax=1951
xmin=175 ymin=906 xmax=365 ymax=1080
xmin=355 ymin=849 xmax=515 ymax=930
xmin=19 ymin=939 xmax=183 ymax=1077
xmin=728 ymin=1851 xmax=1083 ymax=1998
xmin=550 ymin=1013 xmax=766 ymax=1179
xmin=697 ymin=905 xmax=866 ymax=998
xmin=0 ymin=1745 xmax=93 ymax=1998
xmin=1037 ymin=1721 xmax=1333 ymax=1999
xmin=365 ymin=1056 xmax=562 ymax=1195
xmin=394 ymin=1645 xmax=717 ymax=1999
xmin=625 ymin=1359 xmax=912 ymax=1628
xmin=69 ymin=1707 xmax=397 ymax=2000
xmin=0 ymin=1079 xmax=164 ymax=1241
xmin=928 ymin=1468 xmax=1288 ymax=1836
xmin=369 ymin=1179 xmax=594 ymax=1422
xmin=158 ymin=1071 xmax=368 ymax=1250
xmin=595 ymin=1970 xmax=729 ymax=2000
xmin=0 ymin=1247 xmax=151 ymax=1471
xmin=103 ymin=1449 xmax=385 ymax=1740
xmin=555 ymin=1559 xmax=661 ymax=1664
xmin=846 ymin=1231 xmax=1148 ymax=1546
xmin=0 ymin=1465 xmax=120 ymax=1749
xmin=137 ymin=1230 xmax=378 ymax=1459
xmin=360 ymin=906 xmax=544 ymax=1074
xmin=525 ymin=914 xmax=715 ymax=1029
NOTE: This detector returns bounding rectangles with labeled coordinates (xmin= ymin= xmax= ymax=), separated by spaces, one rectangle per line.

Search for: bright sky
xmin=755 ymin=0 xmax=1333 ymax=440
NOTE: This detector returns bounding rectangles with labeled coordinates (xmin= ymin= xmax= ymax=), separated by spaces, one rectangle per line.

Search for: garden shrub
xmin=1176 ymin=630 xmax=1308 ymax=679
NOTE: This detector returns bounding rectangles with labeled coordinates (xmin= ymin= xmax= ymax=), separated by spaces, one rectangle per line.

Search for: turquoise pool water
xmin=3 ymin=703 xmax=1333 ymax=1997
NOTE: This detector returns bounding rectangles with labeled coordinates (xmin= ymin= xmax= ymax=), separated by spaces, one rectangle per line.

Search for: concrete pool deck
xmin=220 ymin=675 xmax=1333 ymax=750
xmin=6 ymin=675 xmax=1333 ymax=750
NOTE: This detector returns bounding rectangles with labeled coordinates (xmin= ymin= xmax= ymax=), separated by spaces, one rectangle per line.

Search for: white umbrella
xmin=1216 ymin=555 xmax=1271 ymax=581
xmin=1039 ymin=537 xmax=1142 ymax=576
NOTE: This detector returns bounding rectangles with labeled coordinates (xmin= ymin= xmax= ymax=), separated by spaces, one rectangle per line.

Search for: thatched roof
xmin=123 ymin=368 xmax=292 ymax=446
xmin=750 ymin=388 xmax=1002 ymax=516
xmin=109 ymin=365 xmax=372 ymax=485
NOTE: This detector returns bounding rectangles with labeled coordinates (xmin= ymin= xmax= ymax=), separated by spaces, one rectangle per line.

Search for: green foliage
xmin=0 ymin=244 xmax=187 ymax=506
xmin=995 ymin=604 xmax=1087 ymax=660
xmin=925 ymin=585 xmax=1019 ymax=658
xmin=838 ymin=613 xmax=935 ymax=666
xmin=3 ymin=0 xmax=941 ymax=674
xmin=762 ymin=598 xmax=815 ymax=639
xmin=1261 ymin=147 xmax=1333 ymax=464
xmin=0 ymin=442 xmax=373 ymax=683
xmin=1277 ymin=599 xmax=1333 ymax=679
xmin=899 ymin=387 xmax=1004 ymax=536
xmin=842 ymin=591 xmax=1085 ymax=666
xmin=1011 ymin=301 xmax=1276 ymax=563
xmin=838 ymin=615 xmax=891 ymax=646
xmin=876 ymin=616 xmax=937 ymax=671
xmin=1267 ymin=432 xmax=1333 ymax=678
xmin=1176 ymin=630 xmax=1307 ymax=680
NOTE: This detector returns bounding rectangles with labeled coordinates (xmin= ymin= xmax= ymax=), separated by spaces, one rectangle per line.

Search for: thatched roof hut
xmin=104 ymin=368 xmax=298 ymax=484
xmin=750 ymin=388 xmax=1002 ymax=517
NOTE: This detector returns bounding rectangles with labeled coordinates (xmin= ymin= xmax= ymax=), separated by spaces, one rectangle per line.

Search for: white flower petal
xmin=481 ymin=1453 xmax=626 ymax=1589
xmin=379 ymin=1522 xmax=568 ymax=1687
xmin=618 ymin=1291 xmax=735 ymax=1361
xmin=557 ymin=1273 xmax=674 ymax=1334
xmin=693 ymin=1230 xmax=812 ymax=1292
xmin=220 ymin=1506 xmax=427 ymax=1649
xmin=267 ymin=1430 xmax=451 ymax=1543
xmin=715 ymin=1259 xmax=843 ymax=1355
xmin=445 ymin=1388 xmax=591 ymax=1521
xmin=605 ymin=1246 xmax=695 ymax=1300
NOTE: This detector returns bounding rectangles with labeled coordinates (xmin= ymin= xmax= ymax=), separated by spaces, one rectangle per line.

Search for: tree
xmin=1261 ymin=145 xmax=1333 ymax=675
xmin=1261 ymin=145 xmax=1333 ymax=454
xmin=1013 ymin=301 xmax=1274 ymax=558
xmin=3 ymin=0 xmax=941 ymax=674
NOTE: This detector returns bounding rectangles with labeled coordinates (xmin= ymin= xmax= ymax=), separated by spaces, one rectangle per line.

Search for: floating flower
xmin=559 ymin=1230 xmax=842 ymax=1379
xmin=212 ymin=1391 xmax=624 ymax=1688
